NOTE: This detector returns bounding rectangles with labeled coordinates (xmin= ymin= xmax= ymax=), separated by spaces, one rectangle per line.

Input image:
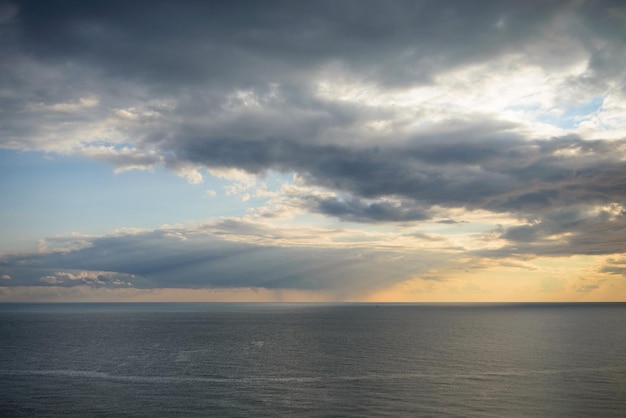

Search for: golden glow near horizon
xmin=365 ymin=255 xmax=626 ymax=303
xmin=2 ymin=252 xmax=625 ymax=303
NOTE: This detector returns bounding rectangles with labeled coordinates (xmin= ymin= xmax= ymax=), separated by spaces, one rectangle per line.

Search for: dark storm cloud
xmin=10 ymin=0 xmax=625 ymax=90
xmin=8 ymin=1 xmax=554 ymax=86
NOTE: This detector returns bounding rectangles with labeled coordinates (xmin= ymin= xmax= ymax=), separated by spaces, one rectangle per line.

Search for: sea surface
xmin=0 ymin=302 xmax=625 ymax=417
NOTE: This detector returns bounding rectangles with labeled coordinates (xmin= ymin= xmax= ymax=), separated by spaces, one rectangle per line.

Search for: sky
xmin=1 ymin=0 xmax=626 ymax=302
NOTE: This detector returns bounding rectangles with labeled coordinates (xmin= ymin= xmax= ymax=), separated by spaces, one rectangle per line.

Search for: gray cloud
xmin=600 ymin=258 xmax=626 ymax=276
xmin=0 ymin=226 xmax=447 ymax=294
xmin=168 ymin=132 xmax=626 ymax=217
xmin=475 ymin=204 xmax=626 ymax=259
xmin=14 ymin=0 xmax=624 ymax=88
xmin=304 ymin=195 xmax=429 ymax=223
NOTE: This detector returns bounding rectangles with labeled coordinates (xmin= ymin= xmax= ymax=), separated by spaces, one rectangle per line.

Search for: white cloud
xmin=38 ymin=271 xmax=134 ymax=287
xmin=31 ymin=95 xmax=100 ymax=113
xmin=173 ymin=166 xmax=204 ymax=184
xmin=577 ymin=91 xmax=626 ymax=140
xmin=40 ymin=275 xmax=61 ymax=284
xmin=79 ymin=146 xmax=162 ymax=172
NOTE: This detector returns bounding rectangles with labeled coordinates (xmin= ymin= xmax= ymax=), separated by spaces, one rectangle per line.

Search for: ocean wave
xmin=2 ymin=366 xmax=624 ymax=385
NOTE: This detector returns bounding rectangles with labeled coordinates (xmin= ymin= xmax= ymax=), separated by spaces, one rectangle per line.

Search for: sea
xmin=0 ymin=302 xmax=625 ymax=417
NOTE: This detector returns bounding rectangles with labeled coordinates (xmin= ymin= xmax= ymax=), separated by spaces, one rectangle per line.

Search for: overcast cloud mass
xmin=1 ymin=0 xmax=626 ymax=301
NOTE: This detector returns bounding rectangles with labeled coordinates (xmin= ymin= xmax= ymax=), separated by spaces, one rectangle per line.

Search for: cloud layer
xmin=0 ymin=221 xmax=454 ymax=297
xmin=1 ymin=0 xmax=626 ymax=299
